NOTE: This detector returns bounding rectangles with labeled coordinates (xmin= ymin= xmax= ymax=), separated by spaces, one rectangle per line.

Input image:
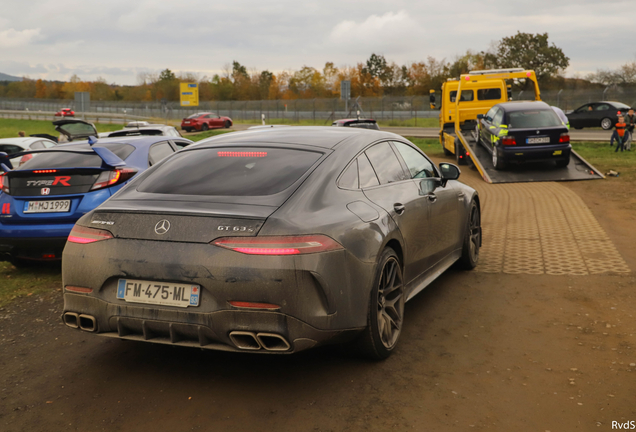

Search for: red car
xmin=181 ymin=112 xmax=232 ymax=132
xmin=54 ymin=108 xmax=75 ymax=117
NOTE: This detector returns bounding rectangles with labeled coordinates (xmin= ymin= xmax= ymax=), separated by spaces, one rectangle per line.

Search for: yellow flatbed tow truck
xmin=432 ymin=68 xmax=603 ymax=184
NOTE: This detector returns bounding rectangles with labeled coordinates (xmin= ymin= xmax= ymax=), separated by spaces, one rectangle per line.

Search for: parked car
xmin=0 ymin=135 xmax=193 ymax=264
xmin=332 ymin=118 xmax=380 ymax=130
xmin=124 ymin=121 xmax=151 ymax=128
xmin=477 ymin=101 xmax=571 ymax=170
xmin=566 ymin=101 xmax=631 ymax=130
xmin=61 ymin=127 xmax=481 ymax=359
xmin=54 ymin=118 xmax=99 ymax=142
xmin=181 ymin=112 xmax=232 ymax=132
xmin=105 ymin=124 xmax=182 ymax=138
xmin=0 ymin=137 xmax=57 ymax=168
xmin=54 ymin=108 xmax=75 ymax=117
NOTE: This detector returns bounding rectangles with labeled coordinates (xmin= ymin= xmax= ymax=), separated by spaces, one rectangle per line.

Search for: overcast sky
xmin=1 ymin=0 xmax=634 ymax=85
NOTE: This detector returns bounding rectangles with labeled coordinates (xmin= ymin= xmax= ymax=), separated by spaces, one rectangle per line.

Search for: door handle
xmin=426 ymin=193 xmax=437 ymax=203
xmin=393 ymin=203 xmax=405 ymax=215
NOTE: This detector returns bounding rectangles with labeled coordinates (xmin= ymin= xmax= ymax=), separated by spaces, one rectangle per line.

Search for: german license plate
xmin=526 ymin=137 xmax=550 ymax=144
xmin=23 ymin=200 xmax=71 ymax=213
xmin=117 ymin=279 xmax=200 ymax=307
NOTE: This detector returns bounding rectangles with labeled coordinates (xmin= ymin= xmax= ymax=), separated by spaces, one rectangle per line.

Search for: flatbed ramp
xmin=456 ymin=131 xmax=604 ymax=184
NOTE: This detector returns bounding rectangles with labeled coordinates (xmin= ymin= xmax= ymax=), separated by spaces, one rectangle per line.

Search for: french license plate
xmin=117 ymin=279 xmax=200 ymax=307
xmin=526 ymin=137 xmax=550 ymax=144
xmin=23 ymin=200 xmax=71 ymax=213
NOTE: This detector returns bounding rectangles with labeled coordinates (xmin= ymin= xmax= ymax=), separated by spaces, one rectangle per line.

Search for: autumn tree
xmin=483 ymin=32 xmax=569 ymax=84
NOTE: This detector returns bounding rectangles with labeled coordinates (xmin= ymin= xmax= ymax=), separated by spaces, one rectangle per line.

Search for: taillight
xmin=68 ymin=225 xmax=113 ymax=244
xmin=19 ymin=154 xmax=33 ymax=166
xmin=0 ymin=173 xmax=8 ymax=194
xmin=212 ymin=235 xmax=343 ymax=255
xmin=90 ymin=167 xmax=138 ymax=191
xmin=501 ymin=136 xmax=516 ymax=145
xmin=559 ymin=133 xmax=570 ymax=144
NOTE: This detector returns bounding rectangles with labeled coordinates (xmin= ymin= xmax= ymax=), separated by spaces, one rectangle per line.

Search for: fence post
xmin=313 ymin=99 xmax=316 ymax=124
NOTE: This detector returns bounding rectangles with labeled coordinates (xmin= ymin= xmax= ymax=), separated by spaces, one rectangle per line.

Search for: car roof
xmin=57 ymin=135 xmax=189 ymax=150
xmin=496 ymin=101 xmax=551 ymax=112
xmin=0 ymin=137 xmax=51 ymax=147
xmin=191 ymin=126 xmax=398 ymax=150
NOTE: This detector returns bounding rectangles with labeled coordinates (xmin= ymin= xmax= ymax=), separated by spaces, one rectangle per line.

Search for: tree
xmin=158 ymin=68 xmax=176 ymax=82
xmin=484 ymin=32 xmax=569 ymax=84
xmin=259 ymin=70 xmax=274 ymax=99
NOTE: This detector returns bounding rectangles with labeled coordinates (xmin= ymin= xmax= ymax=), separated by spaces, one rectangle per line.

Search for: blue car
xmin=0 ymin=135 xmax=193 ymax=264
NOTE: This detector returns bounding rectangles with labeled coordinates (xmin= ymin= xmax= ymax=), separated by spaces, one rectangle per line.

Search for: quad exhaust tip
xmin=63 ymin=312 xmax=79 ymax=329
xmin=256 ymin=333 xmax=291 ymax=351
xmin=63 ymin=312 xmax=97 ymax=332
xmin=229 ymin=331 xmax=291 ymax=351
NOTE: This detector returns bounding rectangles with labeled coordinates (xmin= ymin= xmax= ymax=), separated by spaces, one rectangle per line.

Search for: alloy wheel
xmin=469 ymin=205 xmax=481 ymax=262
xmin=376 ymin=257 xmax=404 ymax=349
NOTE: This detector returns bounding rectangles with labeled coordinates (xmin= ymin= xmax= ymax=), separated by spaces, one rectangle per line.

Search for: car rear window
xmin=187 ymin=113 xmax=203 ymax=119
xmin=137 ymin=147 xmax=323 ymax=196
xmin=508 ymin=110 xmax=562 ymax=129
xmin=18 ymin=143 xmax=135 ymax=169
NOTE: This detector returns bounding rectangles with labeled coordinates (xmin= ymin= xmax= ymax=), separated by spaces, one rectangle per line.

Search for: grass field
xmin=231 ymin=117 xmax=439 ymax=128
xmin=572 ymin=141 xmax=635 ymax=180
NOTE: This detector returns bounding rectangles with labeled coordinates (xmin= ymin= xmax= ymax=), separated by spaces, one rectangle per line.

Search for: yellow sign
xmin=180 ymin=83 xmax=199 ymax=107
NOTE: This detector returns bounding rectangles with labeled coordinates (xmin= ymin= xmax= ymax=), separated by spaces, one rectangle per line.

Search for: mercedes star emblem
xmin=154 ymin=220 xmax=171 ymax=235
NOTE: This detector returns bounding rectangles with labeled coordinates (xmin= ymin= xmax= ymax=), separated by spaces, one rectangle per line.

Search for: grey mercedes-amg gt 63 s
xmin=62 ymin=127 xmax=481 ymax=359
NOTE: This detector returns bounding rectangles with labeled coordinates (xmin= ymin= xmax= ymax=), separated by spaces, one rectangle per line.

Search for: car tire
xmin=555 ymin=158 xmax=570 ymax=168
xmin=224 ymin=120 xmax=231 ymax=128
xmin=201 ymin=123 xmax=209 ymax=131
xmin=457 ymin=200 xmax=481 ymax=270
xmin=455 ymin=138 xmax=467 ymax=165
xmin=601 ymin=118 xmax=613 ymax=130
xmin=356 ymin=247 xmax=404 ymax=361
xmin=183 ymin=128 xmax=191 ymax=133
xmin=492 ymin=147 xmax=505 ymax=170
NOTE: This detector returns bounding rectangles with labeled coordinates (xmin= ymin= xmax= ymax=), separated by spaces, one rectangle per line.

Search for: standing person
xmin=623 ymin=108 xmax=635 ymax=151
xmin=614 ymin=116 xmax=626 ymax=152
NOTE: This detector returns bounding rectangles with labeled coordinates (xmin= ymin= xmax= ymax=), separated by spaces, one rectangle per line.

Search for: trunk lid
xmin=509 ymin=126 xmax=566 ymax=146
xmin=88 ymin=204 xmax=270 ymax=243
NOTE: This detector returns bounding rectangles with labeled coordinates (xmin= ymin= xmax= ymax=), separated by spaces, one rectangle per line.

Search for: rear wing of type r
xmin=0 ymin=142 xmax=126 ymax=173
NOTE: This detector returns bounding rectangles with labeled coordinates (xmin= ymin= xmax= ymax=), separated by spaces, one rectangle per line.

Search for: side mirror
xmin=419 ymin=178 xmax=439 ymax=195
xmin=476 ymin=114 xmax=484 ymax=120
xmin=439 ymin=163 xmax=460 ymax=186
xmin=429 ymin=90 xmax=436 ymax=110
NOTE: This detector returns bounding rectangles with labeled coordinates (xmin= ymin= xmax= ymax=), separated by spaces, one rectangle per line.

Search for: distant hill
xmin=0 ymin=72 xmax=22 ymax=82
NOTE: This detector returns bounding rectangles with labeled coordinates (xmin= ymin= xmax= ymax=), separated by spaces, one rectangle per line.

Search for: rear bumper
xmin=500 ymin=144 xmax=571 ymax=163
xmin=62 ymin=294 xmax=362 ymax=354
xmin=61 ymin=238 xmax=375 ymax=353
xmin=0 ymin=221 xmax=73 ymax=259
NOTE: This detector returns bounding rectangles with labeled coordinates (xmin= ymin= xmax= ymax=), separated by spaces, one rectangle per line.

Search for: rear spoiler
xmin=0 ymin=137 xmax=125 ymax=173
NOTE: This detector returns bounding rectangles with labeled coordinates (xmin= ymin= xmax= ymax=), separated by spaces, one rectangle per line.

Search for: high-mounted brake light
xmin=217 ymin=151 xmax=267 ymax=158
xmin=501 ymin=136 xmax=516 ymax=146
xmin=212 ymin=235 xmax=343 ymax=255
xmin=559 ymin=133 xmax=570 ymax=144
xmin=33 ymin=169 xmax=57 ymax=174
xmin=90 ymin=167 xmax=138 ymax=191
xmin=68 ymin=225 xmax=113 ymax=244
